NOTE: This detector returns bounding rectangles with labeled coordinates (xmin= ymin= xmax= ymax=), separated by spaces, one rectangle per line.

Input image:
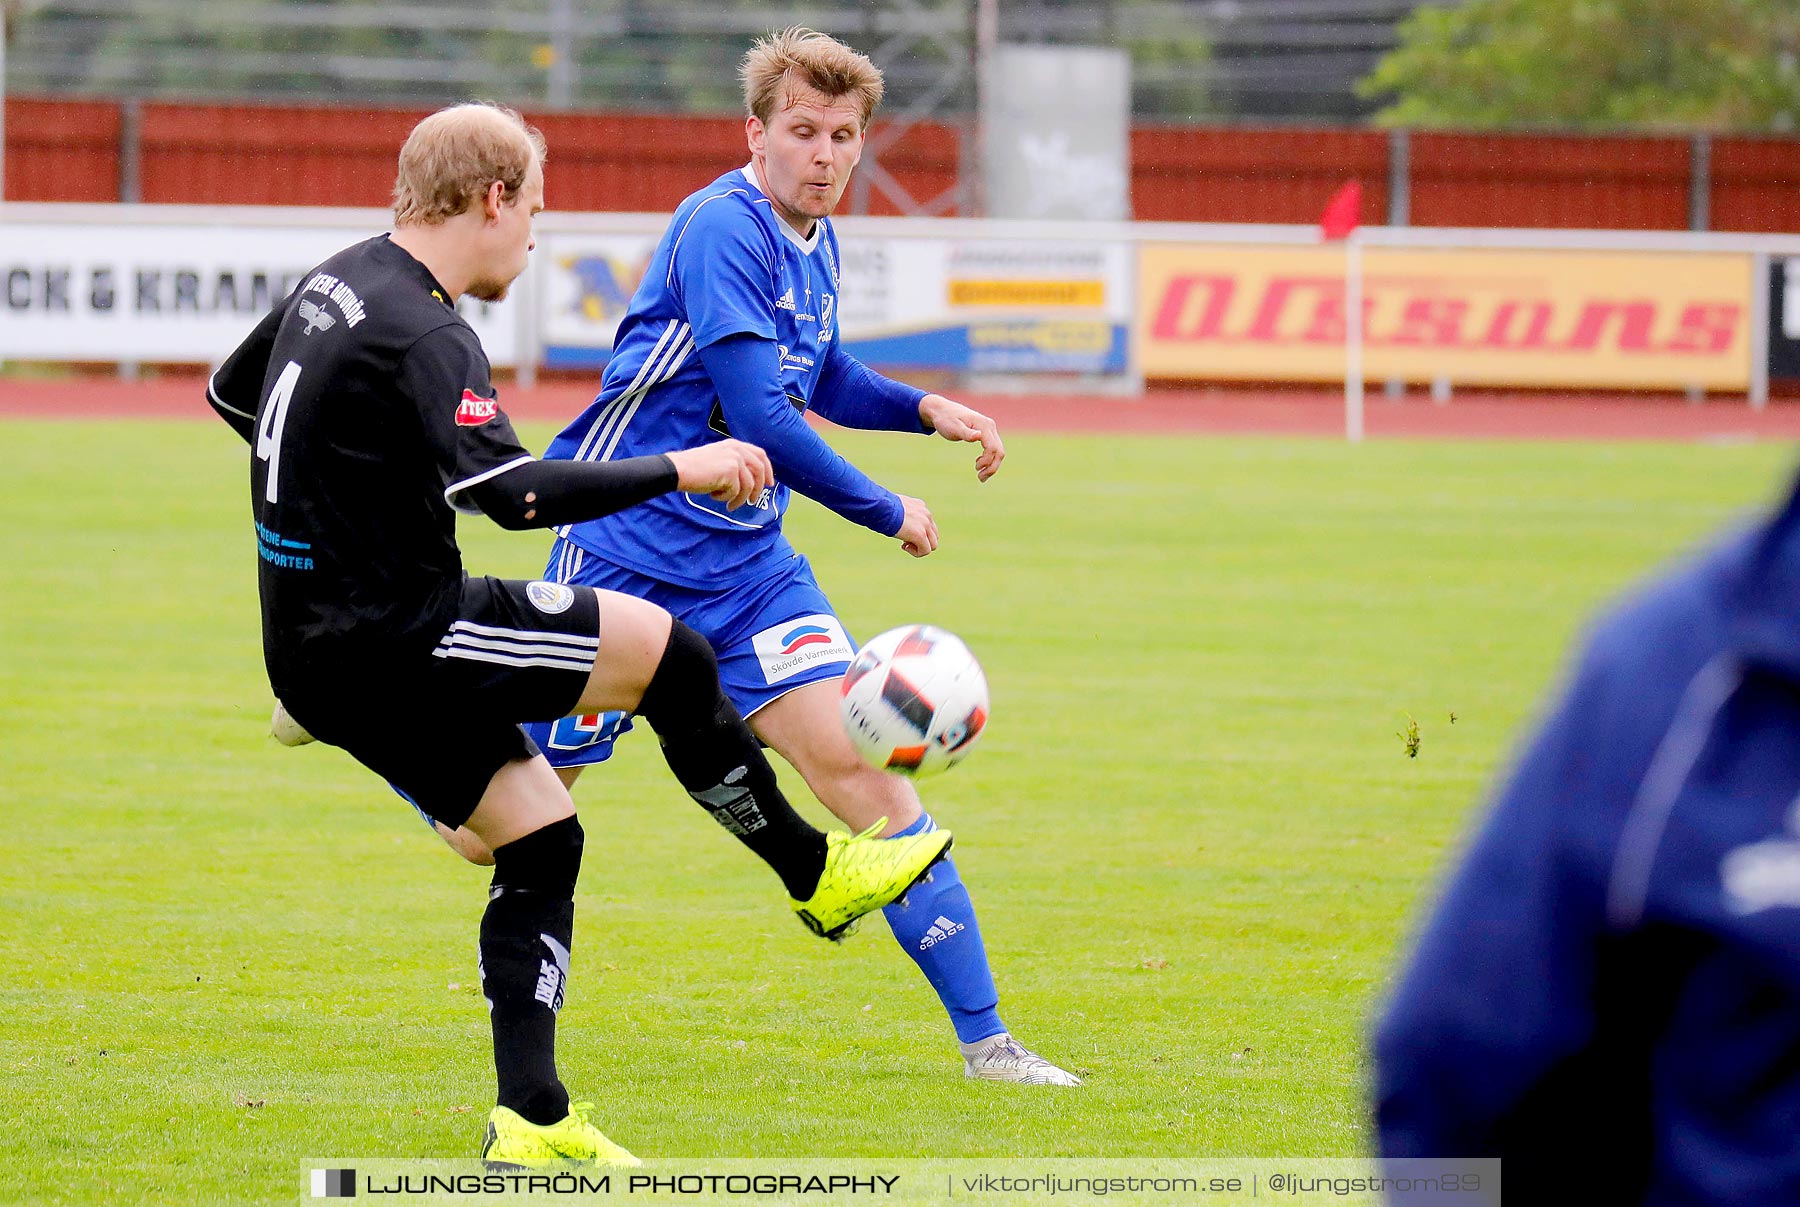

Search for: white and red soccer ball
xmin=838 ymin=624 xmax=989 ymax=776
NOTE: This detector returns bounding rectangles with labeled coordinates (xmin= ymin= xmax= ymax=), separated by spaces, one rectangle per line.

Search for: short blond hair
xmin=740 ymin=27 xmax=885 ymax=129
xmin=392 ymin=102 xmax=546 ymax=227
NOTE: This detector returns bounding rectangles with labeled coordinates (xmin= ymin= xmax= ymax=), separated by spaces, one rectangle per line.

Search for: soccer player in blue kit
xmin=439 ymin=28 xmax=1078 ymax=1085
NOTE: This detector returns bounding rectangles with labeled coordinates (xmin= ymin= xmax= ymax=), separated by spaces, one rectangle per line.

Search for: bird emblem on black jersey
xmin=298 ymin=299 xmax=337 ymax=335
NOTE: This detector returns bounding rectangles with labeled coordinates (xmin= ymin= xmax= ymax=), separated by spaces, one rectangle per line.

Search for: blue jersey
xmin=545 ymin=166 xmax=898 ymax=590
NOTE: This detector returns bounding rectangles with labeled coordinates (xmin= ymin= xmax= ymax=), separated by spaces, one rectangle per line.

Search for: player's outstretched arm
xmin=919 ymin=394 xmax=1005 ymax=482
xmin=665 ymin=439 xmax=775 ymax=507
xmin=894 ymin=494 xmax=938 ymax=559
xmin=697 ymin=334 xmax=906 ymax=537
xmin=464 ymin=440 xmax=771 ymax=530
xmin=812 ymin=346 xmax=1004 ymax=482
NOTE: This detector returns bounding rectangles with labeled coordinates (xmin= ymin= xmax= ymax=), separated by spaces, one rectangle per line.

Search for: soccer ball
xmin=838 ymin=624 xmax=990 ymax=776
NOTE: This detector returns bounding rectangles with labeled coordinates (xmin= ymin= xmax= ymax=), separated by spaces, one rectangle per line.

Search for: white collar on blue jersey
xmin=741 ymin=161 xmax=823 ymax=254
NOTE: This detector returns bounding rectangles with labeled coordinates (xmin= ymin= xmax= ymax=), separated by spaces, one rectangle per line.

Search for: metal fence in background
xmin=4 ymin=0 xmax=1418 ymax=122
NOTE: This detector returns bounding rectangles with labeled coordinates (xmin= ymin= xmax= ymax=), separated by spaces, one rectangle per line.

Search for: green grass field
xmin=3 ymin=418 xmax=1793 ymax=1205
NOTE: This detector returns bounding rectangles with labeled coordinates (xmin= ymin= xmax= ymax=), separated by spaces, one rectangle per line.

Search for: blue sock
xmin=882 ymin=812 xmax=1006 ymax=1044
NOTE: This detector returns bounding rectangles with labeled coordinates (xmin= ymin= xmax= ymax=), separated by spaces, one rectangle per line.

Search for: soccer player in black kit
xmin=205 ymin=102 xmax=950 ymax=1166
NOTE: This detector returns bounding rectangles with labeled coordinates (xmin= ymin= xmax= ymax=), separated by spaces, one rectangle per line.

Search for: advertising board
xmin=1769 ymin=256 xmax=1800 ymax=384
xmin=1138 ymin=244 xmax=1752 ymax=390
xmin=0 ymin=218 xmax=521 ymax=366
xmin=838 ymin=237 xmax=1132 ymax=376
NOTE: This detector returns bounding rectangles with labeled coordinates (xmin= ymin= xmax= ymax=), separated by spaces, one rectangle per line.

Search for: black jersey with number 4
xmin=208 ymin=234 xmax=532 ymax=688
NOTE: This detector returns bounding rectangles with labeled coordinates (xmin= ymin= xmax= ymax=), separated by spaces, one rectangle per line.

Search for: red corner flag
xmin=1319 ymin=180 xmax=1363 ymax=240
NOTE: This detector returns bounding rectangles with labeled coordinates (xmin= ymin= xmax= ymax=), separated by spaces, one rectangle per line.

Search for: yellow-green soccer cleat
xmin=791 ymin=820 xmax=953 ymax=941
xmin=481 ymin=1102 xmax=642 ymax=1169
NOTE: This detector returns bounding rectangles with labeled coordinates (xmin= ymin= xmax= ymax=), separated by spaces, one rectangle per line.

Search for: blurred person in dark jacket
xmin=1375 ymin=473 xmax=1800 ymax=1206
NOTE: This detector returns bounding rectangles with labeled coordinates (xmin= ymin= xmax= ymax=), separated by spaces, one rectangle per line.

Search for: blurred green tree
xmin=1359 ymin=0 xmax=1800 ymax=132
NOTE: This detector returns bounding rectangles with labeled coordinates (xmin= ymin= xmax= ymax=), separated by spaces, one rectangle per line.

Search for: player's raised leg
xmin=750 ymin=681 xmax=1081 ymax=1085
xmin=463 ymin=585 xmax=950 ymax=1167
xmin=573 ymin=590 xmax=831 ymax=903
xmin=597 ymin=590 xmax=953 ymax=938
xmin=542 ymin=588 xmax=954 ymax=940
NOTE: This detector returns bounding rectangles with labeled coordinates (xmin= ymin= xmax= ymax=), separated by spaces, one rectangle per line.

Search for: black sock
xmin=481 ymin=816 xmax=582 ymax=1125
xmin=637 ymin=620 xmax=828 ymax=899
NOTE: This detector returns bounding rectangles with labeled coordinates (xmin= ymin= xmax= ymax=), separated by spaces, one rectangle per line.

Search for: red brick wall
xmin=528 ymin=110 xmax=959 ymax=215
xmin=1408 ymin=131 xmax=1691 ymax=229
xmin=5 ymin=98 xmax=119 ymax=201
xmin=137 ymin=101 xmax=423 ymax=206
xmin=9 ymin=96 xmax=1800 ymax=234
xmin=21 ymin=98 xmax=961 ymax=217
xmin=1133 ymin=125 xmax=1387 ymax=224
xmin=1710 ymin=137 xmax=1800 ymax=233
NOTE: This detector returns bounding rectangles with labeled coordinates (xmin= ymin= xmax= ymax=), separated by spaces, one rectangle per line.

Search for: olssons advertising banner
xmin=1137 ymin=245 xmax=1753 ymax=390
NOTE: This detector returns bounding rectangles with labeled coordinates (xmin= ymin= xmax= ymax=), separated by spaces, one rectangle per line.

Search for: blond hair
xmin=392 ymin=103 xmax=546 ymax=227
xmin=740 ymin=27 xmax=885 ymax=129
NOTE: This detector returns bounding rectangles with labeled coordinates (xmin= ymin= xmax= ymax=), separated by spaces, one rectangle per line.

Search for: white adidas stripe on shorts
xmin=433 ymin=619 xmax=598 ymax=673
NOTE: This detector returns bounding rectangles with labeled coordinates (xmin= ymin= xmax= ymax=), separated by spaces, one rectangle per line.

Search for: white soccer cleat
xmin=960 ymin=1034 xmax=1083 ymax=1086
xmin=270 ymin=700 xmax=316 ymax=747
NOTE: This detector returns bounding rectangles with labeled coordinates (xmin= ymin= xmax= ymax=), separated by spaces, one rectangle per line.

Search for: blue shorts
xmin=519 ymin=538 xmax=859 ymax=770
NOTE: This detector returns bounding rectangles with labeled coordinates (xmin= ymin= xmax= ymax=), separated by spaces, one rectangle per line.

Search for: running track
xmin=6 ymin=375 xmax=1800 ymax=442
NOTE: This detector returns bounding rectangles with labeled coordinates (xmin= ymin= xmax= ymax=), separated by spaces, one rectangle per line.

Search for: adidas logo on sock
xmin=918 ymin=914 xmax=965 ymax=951
xmin=774 ymin=287 xmax=796 ymax=310
xmin=534 ymin=933 xmax=570 ymax=1012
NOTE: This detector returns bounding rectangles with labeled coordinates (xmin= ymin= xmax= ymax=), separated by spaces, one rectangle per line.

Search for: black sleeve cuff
xmin=464 ymin=455 xmax=679 ymax=530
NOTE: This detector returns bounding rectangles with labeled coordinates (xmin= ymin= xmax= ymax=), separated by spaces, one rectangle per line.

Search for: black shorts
xmin=279 ymin=576 xmax=602 ymax=829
